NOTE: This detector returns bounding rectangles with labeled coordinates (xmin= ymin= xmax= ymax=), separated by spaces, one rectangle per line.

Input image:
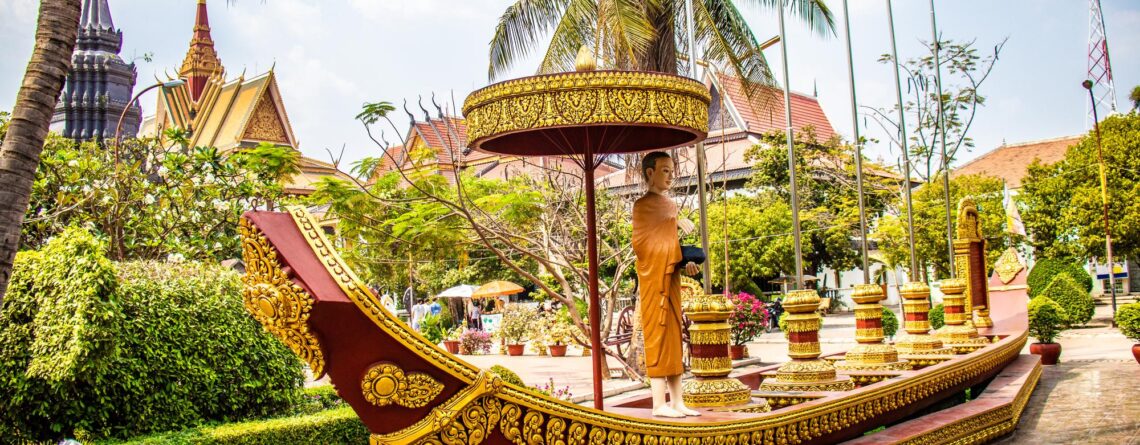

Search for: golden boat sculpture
xmin=239 ymin=205 xmax=1039 ymax=445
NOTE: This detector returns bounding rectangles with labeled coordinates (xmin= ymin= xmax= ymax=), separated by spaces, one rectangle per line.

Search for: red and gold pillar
xmin=836 ymin=284 xmax=910 ymax=371
xmin=759 ymin=290 xmax=854 ymax=392
xmin=681 ymin=293 xmax=760 ymax=408
xmin=934 ymin=278 xmax=990 ymax=353
xmin=894 ymin=282 xmax=952 ymax=364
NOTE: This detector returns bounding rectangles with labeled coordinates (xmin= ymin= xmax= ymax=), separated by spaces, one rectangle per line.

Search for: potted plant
xmin=545 ymin=316 xmax=574 ymax=357
xmin=1028 ymin=296 xmax=1068 ymax=365
xmin=499 ymin=303 xmax=533 ymax=356
xmin=459 ymin=328 xmax=492 ymax=355
xmin=1114 ymin=302 xmax=1140 ymax=364
xmin=442 ymin=327 xmax=462 ymax=354
xmin=728 ymin=292 xmax=769 ymax=360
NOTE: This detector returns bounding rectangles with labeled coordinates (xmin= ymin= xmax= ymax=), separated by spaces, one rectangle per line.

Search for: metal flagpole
xmin=842 ymin=0 xmax=870 ymax=284
xmin=777 ymin=3 xmax=804 ymax=290
xmin=929 ymin=0 xmax=955 ymax=278
xmin=1083 ymin=79 xmax=1118 ymax=325
xmin=887 ymin=0 xmax=920 ymax=281
xmin=685 ymin=0 xmax=713 ymax=294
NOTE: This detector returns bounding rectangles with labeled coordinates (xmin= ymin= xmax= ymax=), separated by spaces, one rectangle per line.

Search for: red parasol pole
xmin=583 ymin=145 xmax=604 ymax=409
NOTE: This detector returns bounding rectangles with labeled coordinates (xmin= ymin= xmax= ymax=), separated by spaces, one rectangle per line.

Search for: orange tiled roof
xmin=713 ymin=72 xmax=836 ymax=140
xmin=952 ymin=135 xmax=1080 ymax=188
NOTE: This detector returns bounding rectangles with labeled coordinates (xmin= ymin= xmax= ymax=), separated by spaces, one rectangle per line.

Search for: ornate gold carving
xmin=689 ymin=356 xmax=732 ymax=376
xmin=851 ymin=283 xmax=885 ymax=305
xmin=836 ymin=344 xmax=911 ymax=371
xmin=681 ymin=378 xmax=756 ymax=408
xmin=787 ymin=339 xmax=822 ymax=359
xmin=361 ymin=362 xmax=443 ymax=409
xmin=370 ymin=369 xmax=502 ymax=445
xmin=242 ymin=91 xmax=290 ymax=143
xmin=766 ymin=359 xmax=839 ymax=383
xmin=994 ymin=248 xmax=1025 ymax=284
xmin=681 ymin=293 xmax=733 ymax=322
xmin=688 ymin=329 xmax=731 ymax=346
xmin=758 ymin=376 xmax=856 ymax=393
xmin=239 ymin=218 xmax=325 ymax=377
xmin=895 ymin=334 xmax=951 ymax=356
xmin=956 ymin=198 xmax=982 ymax=240
xmin=462 ymin=71 xmax=710 ymax=147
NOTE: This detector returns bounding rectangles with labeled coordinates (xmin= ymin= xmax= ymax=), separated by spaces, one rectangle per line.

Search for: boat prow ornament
xmin=239 ymin=201 xmax=1040 ymax=444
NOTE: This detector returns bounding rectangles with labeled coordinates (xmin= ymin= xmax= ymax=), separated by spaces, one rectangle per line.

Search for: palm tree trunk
xmin=0 ymin=0 xmax=82 ymax=302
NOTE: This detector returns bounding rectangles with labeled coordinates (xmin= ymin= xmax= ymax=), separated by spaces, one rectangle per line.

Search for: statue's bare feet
xmin=652 ymin=406 xmax=685 ymax=418
xmin=674 ymin=405 xmax=701 ymax=416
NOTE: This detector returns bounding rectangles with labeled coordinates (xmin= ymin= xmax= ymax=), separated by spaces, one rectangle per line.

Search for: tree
xmin=0 ymin=0 xmax=83 ymax=302
xmin=865 ymin=38 xmax=1007 ymax=182
xmin=1021 ymin=112 xmax=1140 ymax=260
xmin=489 ymin=0 xmax=833 ymax=99
xmin=874 ymin=173 xmax=1015 ymax=280
xmin=704 ymin=193 xmax=795 ymax=295
xmin=3 ymin=114 xmax=300 ymax=261
xmin=1130 ymin=85 xmax=1140 ymax=112
xmin=744 ymin=128 xmax=897 ymax=283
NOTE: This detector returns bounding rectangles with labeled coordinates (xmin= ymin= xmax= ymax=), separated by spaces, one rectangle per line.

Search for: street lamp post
xmin=1082 ymin=79 xmax=1118 ymax=325
xmin=114 ymin=79 xmax=185 ymax=162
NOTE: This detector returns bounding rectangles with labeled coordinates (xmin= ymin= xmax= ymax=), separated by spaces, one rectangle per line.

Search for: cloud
xmin=0 ymin=0 xmax=36 ymax=34
xmin=348 ymin=0 xmax=500 ymax=21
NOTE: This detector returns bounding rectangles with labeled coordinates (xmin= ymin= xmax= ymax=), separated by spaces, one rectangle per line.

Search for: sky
xmin=2 ymin=0 xmax=1138 ymax=173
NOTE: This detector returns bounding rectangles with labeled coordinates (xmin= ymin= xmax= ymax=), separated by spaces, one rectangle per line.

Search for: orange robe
xmin=632 ymin=191 xmax=684 ymax=378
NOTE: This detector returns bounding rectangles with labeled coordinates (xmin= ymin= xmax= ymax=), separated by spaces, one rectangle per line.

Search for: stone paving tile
xmin=998 ymin=361 xmax=1140 ymax=444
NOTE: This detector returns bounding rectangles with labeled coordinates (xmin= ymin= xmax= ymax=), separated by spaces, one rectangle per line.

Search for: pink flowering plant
xmin=459 ymin=329 xmax=493 ymax=355
xmin=728 ymin=292 xmax=770 ymax=346
xmin=532 ymin=378 xmax=573 ymax=401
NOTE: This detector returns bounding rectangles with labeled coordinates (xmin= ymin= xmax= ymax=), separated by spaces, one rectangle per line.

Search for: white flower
xmin=81 ymin=185 xmax=92 ymax=194
xmin=67 ymin=159 xmax=79 ymax=168
xmin=143 ymin=194 xmax=156 ymax=205
xmin=166 ymin=253 xmax=185 ymax=264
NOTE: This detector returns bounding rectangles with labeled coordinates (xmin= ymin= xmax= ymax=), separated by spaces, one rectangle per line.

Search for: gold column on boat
xmin=934 ymin=278 xmax=990 ymax=353
xmin=895 ymin=281 xmax=952 ymax=359
xmin=759 ymin=289 xmax=854 ymax=392
xmin=835 ymin=284 xmax=910 ymax=371
xmin=681 ymin=292 xmax=762 ymax=408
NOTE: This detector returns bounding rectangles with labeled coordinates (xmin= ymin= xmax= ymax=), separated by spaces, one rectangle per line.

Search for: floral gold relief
xmin=239 ymin=218 xmax=325 ymax=377
xmin=361 ymin=362 xmax=443 ymax=409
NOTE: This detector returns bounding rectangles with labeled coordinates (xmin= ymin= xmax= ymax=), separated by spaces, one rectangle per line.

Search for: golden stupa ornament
xmin=575 ymin=45 xmax=596 ymax=72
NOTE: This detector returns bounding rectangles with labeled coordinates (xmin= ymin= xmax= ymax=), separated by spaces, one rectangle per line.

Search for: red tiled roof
xmin=412 ymin=116 xmax=468 ymax=165
xmin=714 ymin=72 xmax=836 ymax=141
xmin=953 ymin=135 xmax=1079 ymax=188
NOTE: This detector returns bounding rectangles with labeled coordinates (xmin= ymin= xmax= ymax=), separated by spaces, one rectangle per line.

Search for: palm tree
xmin=488 ymin=0 xmax=833 ymax=93
xmin=0 ymin=0 xmax=82 ymax=302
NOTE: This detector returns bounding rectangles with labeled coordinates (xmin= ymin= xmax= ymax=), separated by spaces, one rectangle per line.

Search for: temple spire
xmin=80 ymin=0 xmax=115 ymax=30
xmin=180 ymin=0 xmax=222 ymax=101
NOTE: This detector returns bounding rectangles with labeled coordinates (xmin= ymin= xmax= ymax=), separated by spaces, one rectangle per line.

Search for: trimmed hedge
xmin=881 ymin=307 xmax=899 ymax=339
xmin=1114 ymin=302 xmax=1140 ymax=342
xmin=0 ymin=228 xmax=304 ymax=443
xmin=100 ymin=407 xmax=368 ymax=445
xmin=929 ymin=304 xmax=945 ymax=330
xmin=1039 ymin=274 xmax=1096 ymax=327
xmin=1028 ymin=258 xmax=1092 ymax=298
xmin=1028 ymin=297 xmax=1067 ymax=344
xmin=490 ymin=364 xmax=525 ymax=387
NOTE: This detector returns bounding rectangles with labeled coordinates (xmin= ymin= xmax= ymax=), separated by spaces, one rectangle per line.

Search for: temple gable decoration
xmin=954 ymin=197 xmax=993 ymax=328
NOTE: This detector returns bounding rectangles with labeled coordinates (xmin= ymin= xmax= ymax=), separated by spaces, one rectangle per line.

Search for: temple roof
xmin=152 ymin=70 xmax=297 ymax=152
xmin=952 ymin=135 xmax=1079 ymax=189
xmin=709 ymin=71 xmax=836 ymax=141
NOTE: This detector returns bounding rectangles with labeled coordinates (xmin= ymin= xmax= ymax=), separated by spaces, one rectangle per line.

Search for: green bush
xmin=778 ymin=312 xmax=788 ymax=337
xmin=1039 ymin=274 xmax=1096 ymax=327
xmin=490 ymin=365 xmax=525 ymax=387
xmin=929 ymin=304 xmax=945 ymax=330
xmin=99 ymin=407 xmax=368 ymax=445
xmin=293 ymin=386 xmax=346 ymax=415
xmin=1115 ymin=303 xmax=1140 ymax=342
xmin=0 ymin=229 xmax=304 ymax=443
xmin=1028 ymin=296 xmax=1067 ymax=344
xmin=881 ymin=307 xmax=899 ymax=339
xmin=418 ymin=313 xmax=444 ymax=344
xmin=1028 ymin=258 xmax=1092 ymax=298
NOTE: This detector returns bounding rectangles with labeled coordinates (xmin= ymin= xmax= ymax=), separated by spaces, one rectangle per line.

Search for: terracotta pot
xmin=549 ymin=344 xmax=568 ymax=357
xmin=443 ymin=340 xmax=460 ymax=354
xmin=1030 ymin=342 xmax=1061 ymax=365
xmin=507 ymin=344 xmax=526 ymax=356
xmin=729 ymin=345 xmax=747 ymax=360
xmin=1132 ymin=344 xmax=1140 ymax=365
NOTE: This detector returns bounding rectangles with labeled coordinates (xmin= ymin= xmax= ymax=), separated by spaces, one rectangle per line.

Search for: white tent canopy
xmin=436 ymin=284 xmax=478 ymax=298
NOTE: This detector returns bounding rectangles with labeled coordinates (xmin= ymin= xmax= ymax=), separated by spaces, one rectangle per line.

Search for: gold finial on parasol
xmin=575 ymin=45 xmax=596 ymax=72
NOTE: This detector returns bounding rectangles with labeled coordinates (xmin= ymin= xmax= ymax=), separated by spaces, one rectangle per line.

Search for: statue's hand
xmin=677 ymin=218 xmax=695 ymax=235
xmin=683 ymin=262 xmax=700 ymax=276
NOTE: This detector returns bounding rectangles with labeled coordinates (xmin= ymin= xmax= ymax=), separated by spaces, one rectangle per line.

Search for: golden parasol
xmin=471 ymin=280 xmax=525 ymax=299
